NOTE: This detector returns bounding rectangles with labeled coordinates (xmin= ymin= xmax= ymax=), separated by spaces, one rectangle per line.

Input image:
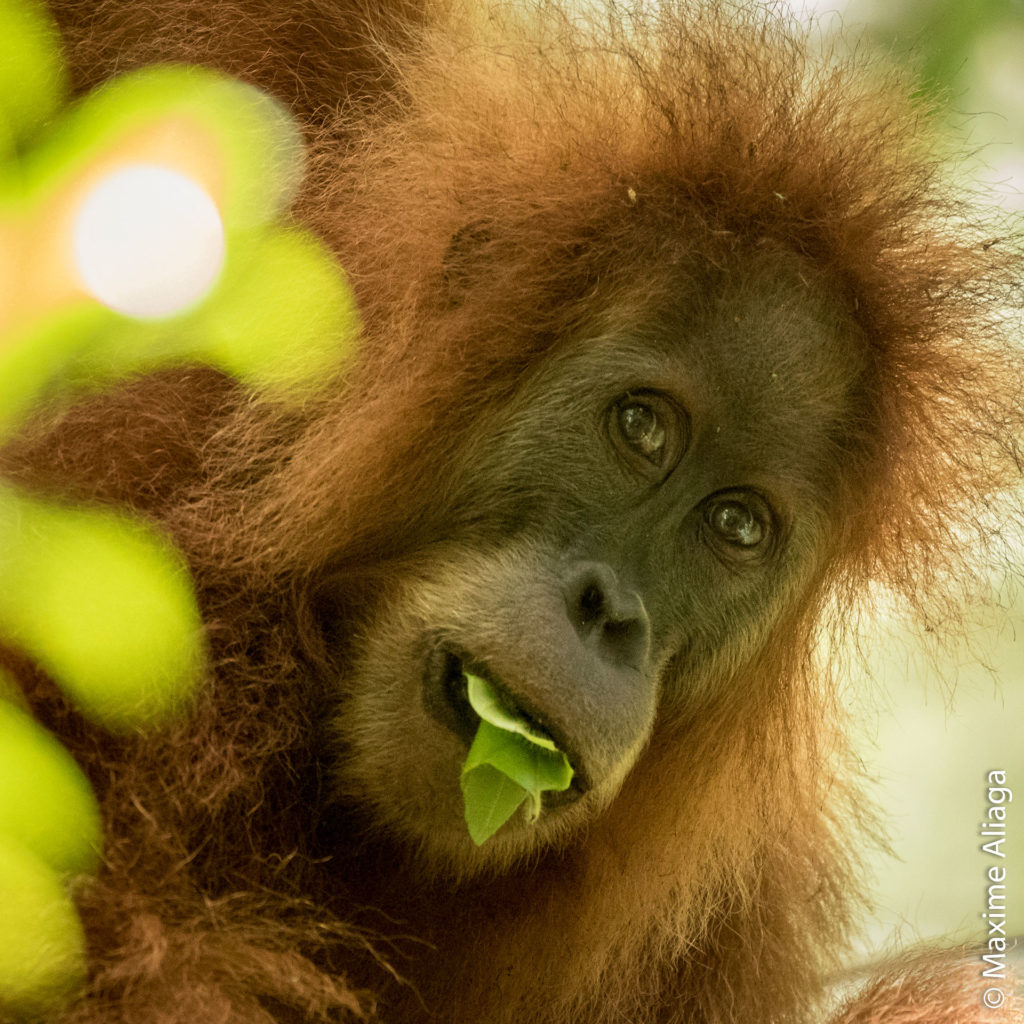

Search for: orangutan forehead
xmin=681 ymin=282 xmax=865 ymax=498
xmin=697 ymin=268 xmax=864 ymax=408
xmin=567 ymin=253 xmax=863 ymax=406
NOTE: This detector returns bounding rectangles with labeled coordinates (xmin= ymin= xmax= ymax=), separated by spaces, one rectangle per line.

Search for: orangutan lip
xmin=422 ymin=643 xmax=590 ymax=798
xmin=423 ymin=645 xmax=480 ymax=748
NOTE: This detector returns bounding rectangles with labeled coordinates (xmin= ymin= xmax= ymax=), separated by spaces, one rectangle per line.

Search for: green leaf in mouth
xmin=460 ymin=673 xmax=574 ymax=845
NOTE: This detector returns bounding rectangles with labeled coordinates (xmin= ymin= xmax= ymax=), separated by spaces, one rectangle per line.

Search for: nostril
xmin=578 ymin=583 xmax=605 ymax=626
xmin=602 ymin=617 xmax=634 ymax=645
xmin=563 ymin=562 xmax=651 ymax=669
xmin=599 ymin=616 xmax=647 ymax=670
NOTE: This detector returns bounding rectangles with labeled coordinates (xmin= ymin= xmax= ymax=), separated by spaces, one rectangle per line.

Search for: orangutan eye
xmin=710 ymin=501 xmax=762 ymax=545
xmin=703 ymin=492 xmax=774 ymax=555
xmin=609 ymin=391 xmax=686 ymax=475
xmin=619 ymin=402 xmax=664 ymax=460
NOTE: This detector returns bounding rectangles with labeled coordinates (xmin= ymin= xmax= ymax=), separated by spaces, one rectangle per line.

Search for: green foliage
xmin=0 ymin=307 xmax=109 ymax=437
xmin=1 ymin=60 xmax=360 ymax=413
xmin=71 ymin=226 xmax=361 ymax=395
xmin=460 ymin=674 xmax=574 ymax=845
xmin=0 ymin=489 xmax=205 ymax=729
xmin=855 ymin=0 xmax=1018 ymax=99
xmin=0 ymin=0 xmax=66 ymax=156
xmin=0 ymin=699 xmax=101 ymax=875
xmin=0 ymin=837 xmax=87 ymax=1018
xmin=0 ymin=697 xmax=96 ymax=1012
xmin=0 ymin=0 xmax=362 ymax=1013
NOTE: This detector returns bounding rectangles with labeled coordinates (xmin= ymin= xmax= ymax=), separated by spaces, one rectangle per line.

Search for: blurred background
xmin=784 ymin=0 xmax=1023 ymax=965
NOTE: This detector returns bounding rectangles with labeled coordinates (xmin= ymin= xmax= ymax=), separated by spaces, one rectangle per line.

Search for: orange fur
xmin=2 ymin=1 xmax=1022 ymax=1021
xmin=831 ymin=950 xmax=1024 ymax=1024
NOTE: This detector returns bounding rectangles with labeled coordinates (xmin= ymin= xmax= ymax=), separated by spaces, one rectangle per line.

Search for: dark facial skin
xmin=330 ymin=254 xmax=866 ymax=878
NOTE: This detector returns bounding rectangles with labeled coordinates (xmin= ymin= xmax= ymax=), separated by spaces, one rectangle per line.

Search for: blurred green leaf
xmin=0 ymin=0 xmax=66 ymax=156
xmin=0 ymin=488 xmax=205 ymax=730
xmin=0 ymin=700 xmax=102 ymax=875
xmin=0 ymin=836 xmax=86 ymax=1018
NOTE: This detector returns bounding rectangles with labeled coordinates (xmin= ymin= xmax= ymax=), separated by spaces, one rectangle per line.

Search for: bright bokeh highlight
xmin=73 ymin=164 xmax=225 ymax=318
xmin=0 ymin=60 xmax=359 ymax=415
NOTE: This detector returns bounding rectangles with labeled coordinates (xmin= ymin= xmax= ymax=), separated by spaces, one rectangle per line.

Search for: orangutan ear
xmin=441 ymin=220 xmax=494 ymax=307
